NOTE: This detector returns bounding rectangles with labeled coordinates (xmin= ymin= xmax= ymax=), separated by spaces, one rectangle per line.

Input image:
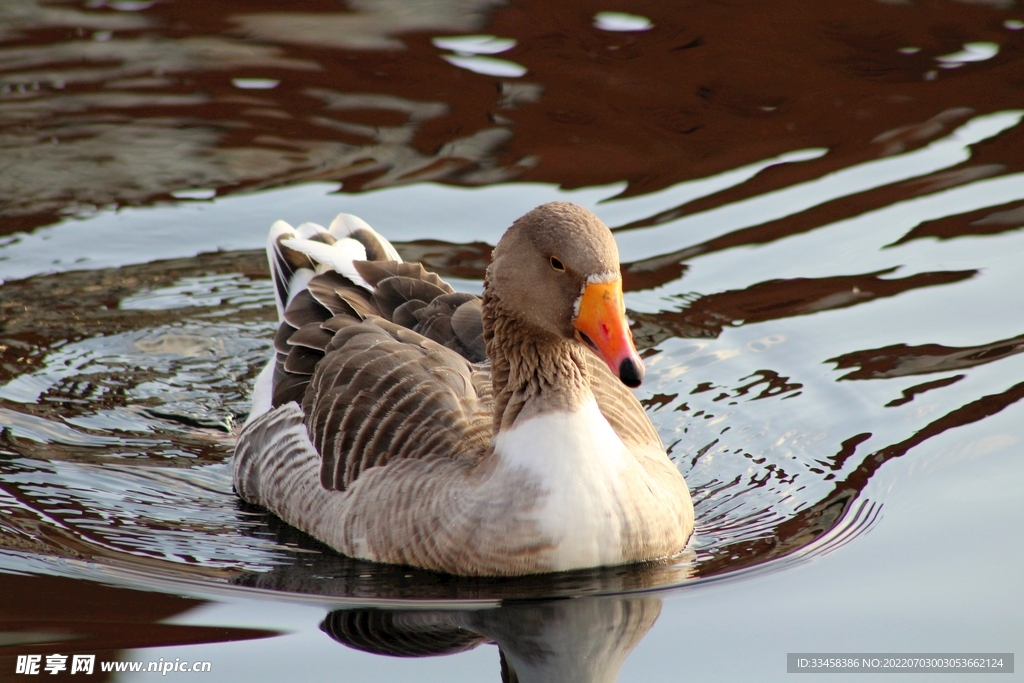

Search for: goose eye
xmin=549 ymin=256 xmax=565 ymax=272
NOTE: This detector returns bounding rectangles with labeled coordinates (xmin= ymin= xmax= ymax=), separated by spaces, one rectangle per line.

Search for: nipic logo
xmin=16 ymin=655 xmax=94 ymax=675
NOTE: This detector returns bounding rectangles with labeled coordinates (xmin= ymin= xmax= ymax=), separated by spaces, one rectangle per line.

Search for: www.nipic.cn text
xmin=15 ymin=654 xmax=212 ymax=675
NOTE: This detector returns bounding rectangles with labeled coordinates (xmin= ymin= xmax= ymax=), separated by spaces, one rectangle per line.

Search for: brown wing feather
xmin=335 ymin=284 xmax=378 ymax=320
xmin=268 ymin=268 xmax=492 ymax=492
xmin=349 ymin=260 xmax=488 ymax=363
xmin=307 ymin=270 xmax=361 ymax=317
xmin=304 ymin=317 xmax=491 ymax=492
xmin=274 ymin=323 xmax=297 ymax=354
xmin=372 ymin=276 xmax=450 ymax=318
xmin=283 ymin=345 xmax=324 ymax=375
xmin=272 ymin=365 xmax=310 ymax=407
xmin=284 ymin=290 xmax=332 ymax=328
xmin=287 ymin=322 xmax=335 ymax=350
xmin=322 ymin=314 xmax=363 ymax=333
xmin=354 ymin=261 xmax=456 ymax=294
xmin=392 ymin=299 xmax=427 ymax=328
xmin=413 ymin=293 xmax=486 ymax=363
xmin=451 ymin=299 xmax=485 ymax=361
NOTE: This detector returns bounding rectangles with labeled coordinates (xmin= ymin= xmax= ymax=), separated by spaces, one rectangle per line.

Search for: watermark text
xmin=16 ymin=655 xmax=212 ymax=675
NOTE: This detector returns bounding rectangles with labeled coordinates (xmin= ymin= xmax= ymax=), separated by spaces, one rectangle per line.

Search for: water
xmin=2 ymin=1 xmax=1023 ymax=680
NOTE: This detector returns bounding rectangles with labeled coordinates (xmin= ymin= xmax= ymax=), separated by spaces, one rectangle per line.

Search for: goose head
xmin=486 ymin=202 xmax=645 ymax=387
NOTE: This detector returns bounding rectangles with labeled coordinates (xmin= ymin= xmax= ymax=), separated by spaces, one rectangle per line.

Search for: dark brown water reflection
xmin=1 ymin=0 xmax=1024 ymax=678
xmin=0 ymin=573 xmax=276 ymax=680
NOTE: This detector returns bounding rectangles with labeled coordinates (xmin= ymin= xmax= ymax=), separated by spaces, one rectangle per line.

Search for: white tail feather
xmin=265 ymin=213 xmax=402 ymax=323
xmin=328 ymin=213 xmax=374 ymax=237
xmin=295 ymin=221 xmax=327 ymax=239
xmin=267 ymin=220 xmax=299 ymax=319
xmin=329 ymin=212 xmax=402 ymax=262
xmin=278 ymin=237 xmax=370 ymax=289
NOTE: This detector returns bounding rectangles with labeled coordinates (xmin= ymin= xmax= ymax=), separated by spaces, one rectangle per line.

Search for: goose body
xmin=234 ymin=203 xmax=694 ymax=576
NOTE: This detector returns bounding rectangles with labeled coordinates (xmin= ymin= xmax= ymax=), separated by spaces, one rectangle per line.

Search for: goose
xmin=234 ymin=202 xmax=694 ymax=576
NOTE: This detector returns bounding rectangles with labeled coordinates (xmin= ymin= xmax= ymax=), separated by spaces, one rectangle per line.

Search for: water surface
xmin=1 ymin=1 xmax=1023 ymax=680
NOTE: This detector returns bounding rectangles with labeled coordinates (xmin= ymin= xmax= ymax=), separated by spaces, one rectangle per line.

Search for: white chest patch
xmin=492 ymin=397 xmax=641 ymax=571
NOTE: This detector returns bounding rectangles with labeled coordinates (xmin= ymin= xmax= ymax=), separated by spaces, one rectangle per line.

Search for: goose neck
xmin=483 ymin=286 xmax=590 ymax=435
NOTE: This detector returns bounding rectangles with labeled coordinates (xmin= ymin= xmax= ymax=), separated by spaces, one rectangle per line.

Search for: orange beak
xmin=573 ymin=278 xmax=645 ymax=387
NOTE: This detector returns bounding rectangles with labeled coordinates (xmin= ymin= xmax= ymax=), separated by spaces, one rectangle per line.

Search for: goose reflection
xmin=321 ymin=596 xmax=661 ymax=683
xmin=231 ymin=521 xmax=691 ymax=682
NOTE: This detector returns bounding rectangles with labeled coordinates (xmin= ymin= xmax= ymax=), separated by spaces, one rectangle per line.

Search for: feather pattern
xmin=235 ymin=206 xmax=694 ymax=576
xmin=303 ymin=317 xmax=491 ymax=491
